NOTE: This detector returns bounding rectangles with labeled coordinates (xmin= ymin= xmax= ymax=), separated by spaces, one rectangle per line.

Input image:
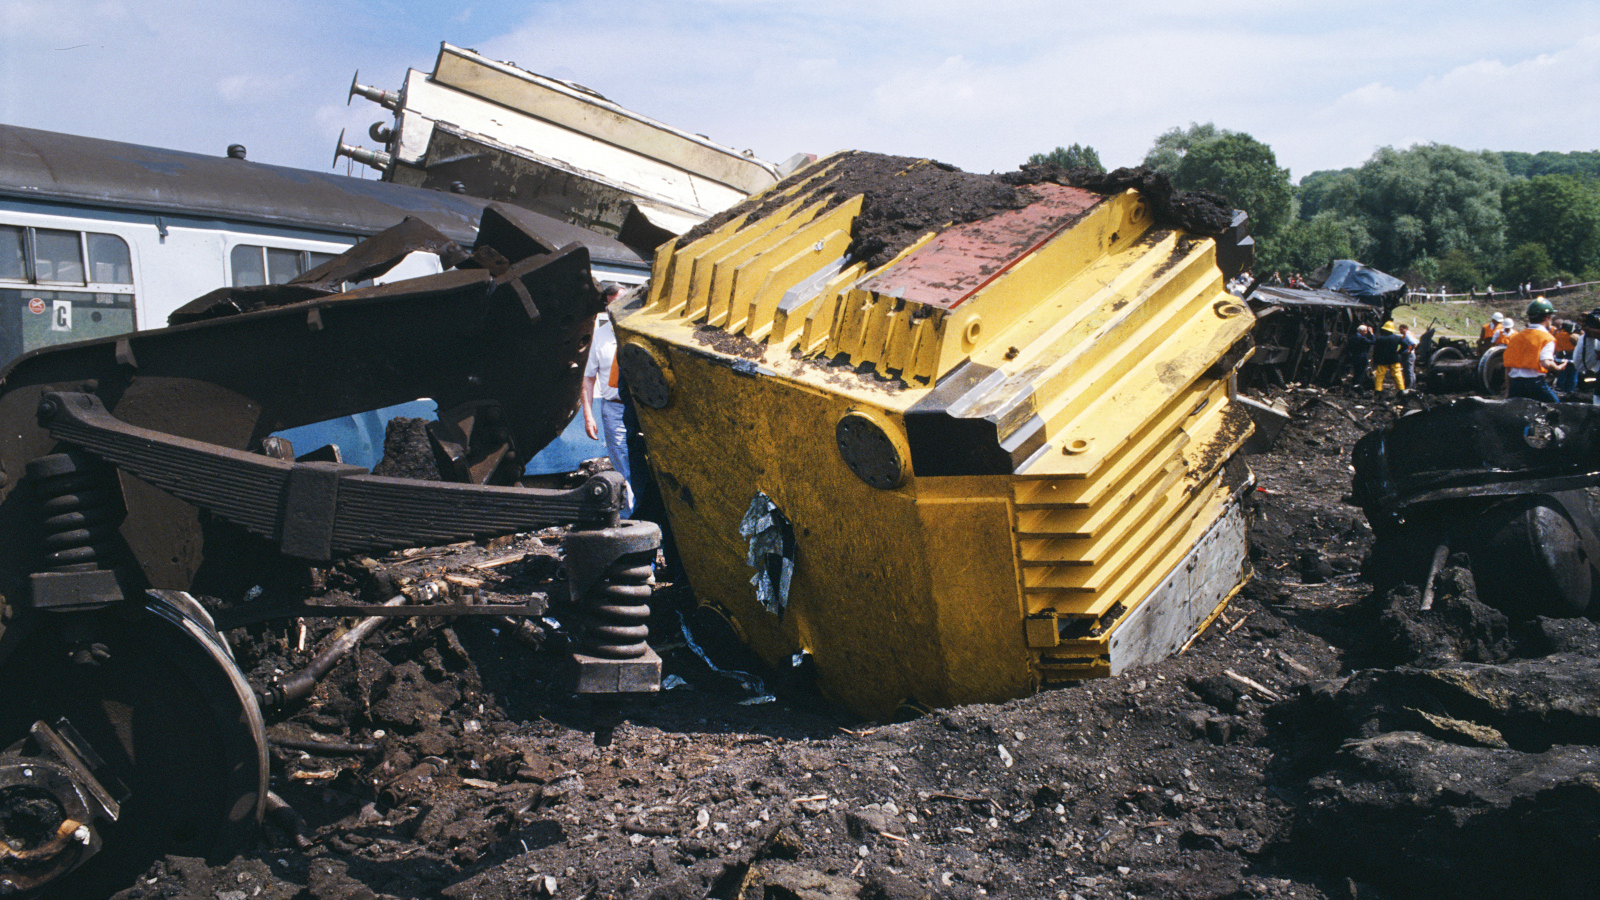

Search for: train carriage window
xmin=87 ymin=233 xmax=133 ymax=284
xmin=2 ymin=227 xmax=133 ymax=286
xmin=232 ymin=245 xmax=353 ymax=287
xmin=0 ymin=226 xmax=22 ymax=281
xmin=266 ymin=247 xmax=301 ymax=285
xmin=33 ymin=228 xmax=85 ymax=284
xmin=0 ymin=226 xmax=136 ymax=370
xmin=231 ymin=245 xmax=266 ymax=286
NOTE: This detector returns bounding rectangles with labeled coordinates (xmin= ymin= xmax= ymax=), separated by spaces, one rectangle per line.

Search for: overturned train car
xmin=615 ymin=152 xmax=1259 ymax=719
xmin=1240 ymin=261 xmax=1407 ymax=388
xmin=1243 ymin=285 xmax=1377 ymax=387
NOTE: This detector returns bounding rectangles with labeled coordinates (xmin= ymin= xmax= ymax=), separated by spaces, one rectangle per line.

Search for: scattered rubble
xmin=90 ymin=393 xmax=1600 ymax=900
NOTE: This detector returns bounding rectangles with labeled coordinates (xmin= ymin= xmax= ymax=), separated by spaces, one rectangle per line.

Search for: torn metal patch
xmin=739 ymin=492 xmax=795 ymax=618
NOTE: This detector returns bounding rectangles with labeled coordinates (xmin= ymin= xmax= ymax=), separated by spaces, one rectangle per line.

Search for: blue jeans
xmin=599 ymin=398 xmax=634 ymax=517
xmin=1508 ymin=376 xmax=1560 ymax=403
xmin=1557 ymin=362 xmax=1579 ymax=392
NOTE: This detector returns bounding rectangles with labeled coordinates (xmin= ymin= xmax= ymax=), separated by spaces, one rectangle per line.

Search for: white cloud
xmin=871 ymin=57 xmax=981 ymax=121
xmin=2 ymin=0 xmax=1597 ymax=184
xmin=1279 ymin=32 xmax=1600 ymax=174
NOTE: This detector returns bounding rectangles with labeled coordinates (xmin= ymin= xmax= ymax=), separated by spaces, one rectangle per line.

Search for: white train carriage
xmin=0 ymin=124 xmax=650 ymax=469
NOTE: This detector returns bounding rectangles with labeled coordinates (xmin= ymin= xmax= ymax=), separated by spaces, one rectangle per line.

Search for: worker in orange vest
xmin=581 ymin=283 xmax=636 ymax=516
xmin=1478 ymin=311 xmax=1504 ymax=354
xmin=1504 ymin=298 xmax=1567 ymax=402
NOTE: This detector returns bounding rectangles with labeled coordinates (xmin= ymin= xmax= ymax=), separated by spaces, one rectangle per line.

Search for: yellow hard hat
xmin=1381 ymin=321 xmax=1398 ymax=333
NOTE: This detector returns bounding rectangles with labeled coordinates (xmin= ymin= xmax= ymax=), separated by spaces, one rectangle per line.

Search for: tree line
xmin=1027 ymin=128 xmax=1600 ymax=291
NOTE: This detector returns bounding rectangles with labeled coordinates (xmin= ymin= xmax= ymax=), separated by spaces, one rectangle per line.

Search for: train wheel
xmin=0 ymin=591 xmax=266 ymax=898
xmin=1477 ymin=345 xmax=1507 ymax=395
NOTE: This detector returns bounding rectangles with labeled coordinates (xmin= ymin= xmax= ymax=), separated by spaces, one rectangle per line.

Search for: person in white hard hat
xmin=1478 ymin=311 xmax=1505 ymax=355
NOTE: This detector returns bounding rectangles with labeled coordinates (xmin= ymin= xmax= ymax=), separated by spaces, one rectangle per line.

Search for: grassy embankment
xmin=1392 ymin=286 xmax=1600 ymax=338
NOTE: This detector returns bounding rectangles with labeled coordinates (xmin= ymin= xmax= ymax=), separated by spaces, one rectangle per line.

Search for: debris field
xmin=103 ymin=385 xmax=1600 ymax=900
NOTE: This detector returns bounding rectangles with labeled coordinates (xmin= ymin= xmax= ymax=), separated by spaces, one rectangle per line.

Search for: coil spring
xmin=27 ymin=451 xmax=124 ymax=572
xmin=581 ymin=549 xmax=654 ymax=659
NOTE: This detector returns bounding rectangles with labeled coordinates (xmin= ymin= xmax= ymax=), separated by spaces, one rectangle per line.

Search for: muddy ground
xmin=104 ymin=384 xmax=1600 ymax=900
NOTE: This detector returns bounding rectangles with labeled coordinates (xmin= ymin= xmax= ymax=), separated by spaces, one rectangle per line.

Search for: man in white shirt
xmin=1573 ymin=310 xmax=1600 ymax=398
xmin=581 ymin=284 xmax=634 ymax=516
xmin=1397 ymin=323 xmax=1419 ymax=390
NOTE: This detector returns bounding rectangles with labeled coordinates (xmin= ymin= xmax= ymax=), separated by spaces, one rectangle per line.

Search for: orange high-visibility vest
xmin=1504 ymin=328 xmax=1556 ymax=372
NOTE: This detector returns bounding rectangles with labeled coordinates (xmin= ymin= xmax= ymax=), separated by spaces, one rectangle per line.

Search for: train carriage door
xmin=0 ymin=224 xmax=137 ymax=367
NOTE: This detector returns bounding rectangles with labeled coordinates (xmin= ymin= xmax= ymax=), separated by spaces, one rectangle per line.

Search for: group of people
xmin=1342 ymin=296 xmax=1600 ymax=401
xmin=1489 ymin=299 xmax=1600 ymax=402
xmin=1472 ymin=280 xmax=1568 ymax=300
xmin=1344 ymin=320 xmax=1420 ymax=393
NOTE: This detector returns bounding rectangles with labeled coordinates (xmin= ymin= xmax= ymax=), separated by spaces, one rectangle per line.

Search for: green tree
xmin=1500 ymin=150 xmax=1600 ymax=179
xmin=1501 ymin=174 xmax=1600 ymax=277
xmin=1142 ymin=122 xmax=1223 ymax=175
xmin=1500 ymin=151 xmax=1533 ymax=178
xmin=1436 ymin=248 xmax=1485 ymax=292
xmin=1406 ymin=254 xmax=1442 ymax=288
xmin=1171 ymin=132 xmax=1293 ymax=239
xmin=1499 ymin=242 xmax=1558 ymax=287
xmin=1308 ymin=144 xmax=1510 ymax=274
xmin=1026 ymin=143 xmax=1105 ymax=173
xmin=1258 ymin=211 xmax=1373 ymax=275
xmin=1294 ymin=169 xmax=1357 ymax=220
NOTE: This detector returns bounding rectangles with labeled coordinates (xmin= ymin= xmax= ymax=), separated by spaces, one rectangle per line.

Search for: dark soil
xmin=99 ymin=384 xmax=1600 ymax=900
xmin=370 ymin=417 xmax=445 ymax=481
xmin=1004 ymin=165 xmax=1235 ymax=236
xmin=681 ymin=154 xmax=1236 ymax=272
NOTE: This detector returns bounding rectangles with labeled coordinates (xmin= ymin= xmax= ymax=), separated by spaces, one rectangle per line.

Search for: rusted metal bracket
xmin=0 ymin=719 xmax=125 ymax=893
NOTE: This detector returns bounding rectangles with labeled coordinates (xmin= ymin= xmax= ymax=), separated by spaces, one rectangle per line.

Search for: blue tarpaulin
xmin=1320 ymin=260 xmax=1407 ymax=304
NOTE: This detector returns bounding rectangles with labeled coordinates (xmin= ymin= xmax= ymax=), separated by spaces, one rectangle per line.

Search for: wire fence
xmin=1406 ymin=280 xmax=1600 ymax=304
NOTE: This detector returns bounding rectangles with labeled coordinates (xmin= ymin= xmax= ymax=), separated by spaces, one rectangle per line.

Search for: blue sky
xmin=4 ymin=0 xmax=1598 ymax=184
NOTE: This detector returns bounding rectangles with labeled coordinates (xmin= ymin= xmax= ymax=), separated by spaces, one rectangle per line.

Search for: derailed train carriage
xmin=1239 ymin=261 xmax=1406 ymax=388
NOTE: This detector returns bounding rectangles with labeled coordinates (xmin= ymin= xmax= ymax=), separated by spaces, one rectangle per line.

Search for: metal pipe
xmin=259 ymin=593 xmax=407 ymax=707
xmin=263 ymin=791 xmax=311 ymax=849
xmin=1419 ymin=540 xmax=1452 ymax=611
xmin=269 ymin=736 xmax=377 ymax=755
